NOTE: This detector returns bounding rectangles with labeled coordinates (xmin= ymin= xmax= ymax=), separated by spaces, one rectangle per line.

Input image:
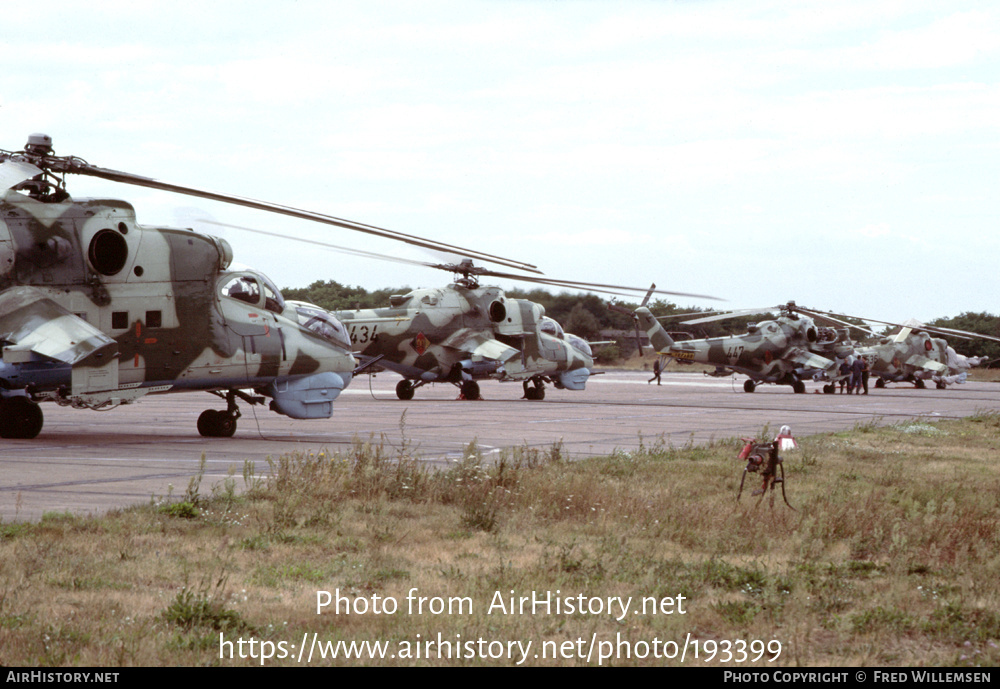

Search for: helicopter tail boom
xmin=635 ymin=306 xmax=677 ymax=353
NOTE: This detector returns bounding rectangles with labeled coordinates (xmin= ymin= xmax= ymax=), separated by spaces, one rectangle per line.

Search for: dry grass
xmin=967 ymin=368 xmax=1000 ymax=383
xmin=1 ymin=415 xmax=999 ymax=667
xmin=602 ymin=352 xmax=717 ymax=374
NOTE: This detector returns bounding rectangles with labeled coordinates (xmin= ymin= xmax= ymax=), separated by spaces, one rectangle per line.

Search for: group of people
xmin=838 ymin=355 xmax=870 ymax=394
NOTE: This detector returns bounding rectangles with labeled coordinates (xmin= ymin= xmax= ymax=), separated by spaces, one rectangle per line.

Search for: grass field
xmin=1 ymin=412 xmax=998 ymax=666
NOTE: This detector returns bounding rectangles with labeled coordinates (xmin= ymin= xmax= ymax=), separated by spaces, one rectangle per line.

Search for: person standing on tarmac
xmin=851 ymin=356 xmax=864 ymax=395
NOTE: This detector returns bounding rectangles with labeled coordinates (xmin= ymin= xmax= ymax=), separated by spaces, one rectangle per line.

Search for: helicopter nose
xmin=558 ymin=368 xmax=590 ymax=391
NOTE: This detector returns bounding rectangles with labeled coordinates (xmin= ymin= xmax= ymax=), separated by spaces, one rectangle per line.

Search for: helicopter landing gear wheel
xmin=743 ymin=380 xmax=756 ymax=393
xmin=914 ymin=379 xmax=926 ymax=389
xmin=197 ymin=409 xmax=237 ymax=438
xmin=823 ymin=384 xmax=835 ymax=394
xmin=792 ymin=380 xmax=806 ymax=394
xmin=0 ymin=397 xmax=44 ymax=439
xmin=396 ymin=380 xmax=415 ymax=401
xmin=524 ymin=379 xmax=546 ymax=400
xmin=875 ymin=378 xmax=885 ymax=389
xmin=936 ymin=381 xmax=946 ymax=390
xmin=460 ymin=380 xmax=481 ymax=400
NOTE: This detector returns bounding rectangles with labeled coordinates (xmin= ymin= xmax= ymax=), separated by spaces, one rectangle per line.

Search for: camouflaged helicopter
xmin=191 ymin=220 xmax=721 ymax=402
xmin=628 ymin=302 xmax=856 ymax=393
xmin=329 ymin=260 xmax=718 ymax=401
xmin=854 ymin=319 xmax=995 ymax=389
xmin=0 ymin=134 xmax=540 ymax=438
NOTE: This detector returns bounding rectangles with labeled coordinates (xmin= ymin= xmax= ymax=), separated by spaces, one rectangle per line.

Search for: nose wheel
xmin=396 ymin=379 xmax=416 ymax=400
xmin=460 ymin=380 xmax=481 ymax=400
xmin=197 ymin=390 xmax=243 ymax=437
xmin=197 ymin=409 xmax=238 ymax=437
xmin=522 ymin=378 xmax=546 ymax=400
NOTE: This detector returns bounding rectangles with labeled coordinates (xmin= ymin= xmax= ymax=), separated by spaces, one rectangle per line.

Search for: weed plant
xmin=0 ymin=416 xmax=998 ymax=666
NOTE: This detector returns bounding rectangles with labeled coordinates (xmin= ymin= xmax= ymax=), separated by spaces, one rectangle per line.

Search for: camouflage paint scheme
xmin=857 ymin=325 xmax=985 ymax=389
xmin=0 ymin=188 xmax=356 ymax=436
xmin=332 ymin=280 xmax=593 ymax=399
xmin=634 ymin=306 xmax=854 ymax=393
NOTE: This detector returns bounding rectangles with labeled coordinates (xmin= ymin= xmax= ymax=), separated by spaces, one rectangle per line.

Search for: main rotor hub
xmin=25 ymin=133 xmax=53 ymax=155
xmin=447 ymin=258 xmax=483 ymax=287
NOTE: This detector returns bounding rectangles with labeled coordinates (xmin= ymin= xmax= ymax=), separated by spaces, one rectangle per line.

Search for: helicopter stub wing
xmin=438 ymin=328 xmax=520 ymax=363
xmin=781 ymin=347 xmax=835 ymax=373
xmin=0 ymin=286 xmax=119 ymax=394
xmin=904 ymin=354 xmax=948 ymax=374
xmin=360 ymin=356 xmax=439 ymax=382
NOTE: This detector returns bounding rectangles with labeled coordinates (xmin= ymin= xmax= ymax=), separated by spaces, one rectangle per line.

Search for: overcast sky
xmin=3 ymin=0 xmax=998 ymax=324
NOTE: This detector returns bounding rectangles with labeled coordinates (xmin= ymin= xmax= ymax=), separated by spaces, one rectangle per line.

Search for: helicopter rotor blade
xmin=0 ymin=159 xmax=42 ymax=192
xmin=13 ymin=150 xmax=542 ymax=275
xmin=204 ymin=220 xmax=719 ymax=301
xmin=654 ymin=309 xmax=735 ymax=321
xmin=790 ymin=307 xmax=876 ymax=337
xmin=196 ymin=220 xmax=444 ymax=270
xmin=681 ymin=307 xmax=778 ymax=325
xmin=799 ymin=307 xmax=1000 ymax=344
xmin=907 ymin=324 xmax=1000 ymax=342
xmin=459 ymin=269 xmax=722 ymax=301
xmin=681 ymin=303 xmax=871 ymax=338
xmin=640 ymin=284 xmax=655 ymax=308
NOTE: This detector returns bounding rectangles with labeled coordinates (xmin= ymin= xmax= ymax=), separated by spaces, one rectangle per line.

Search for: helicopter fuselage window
xmin=567 ymin=334 xmax=592 ymax=356
xmin=223 ymin=276 xmax=261 ymax=305
xmin=293 ymin=304 xmax=352 ymax=350
xmin=539 ymin=317 xmax=564 ymax=339
xmin=261 ymin=278 xmax=285 ymax=314
xmin=221 ymin=273 xmax=286 ymax=314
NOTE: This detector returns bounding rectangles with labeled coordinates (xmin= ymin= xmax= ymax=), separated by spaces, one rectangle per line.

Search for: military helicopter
xmin=853 ymin=319 xmax=997 ymax=389
xmin=336 ymin=260 xmax=620 ymax=401
xmin=0 ymin=134 xmax=539 ymax=438
xmin=193 ymin=219 xmax=721 ymax=401
xmin=279 ymin=252 xmax=712 ymax=400
xmin=626 ymin=301 xmax=856 ymax=393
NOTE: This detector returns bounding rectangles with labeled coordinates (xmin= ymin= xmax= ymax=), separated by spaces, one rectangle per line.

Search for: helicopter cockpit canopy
xmin=566 ymin=334 xmax=592 ymax=357
xmin=220 ymin=271 xmax=285 ymax=314
xmin=539 ymin=317 xmax=564 ymax=339
xmin=291 ymin=302 xmax=352 ymax=350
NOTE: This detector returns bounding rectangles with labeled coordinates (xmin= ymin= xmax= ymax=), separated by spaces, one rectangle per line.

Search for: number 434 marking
xmin=350 ymin=324 xmax=378 ymax=344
